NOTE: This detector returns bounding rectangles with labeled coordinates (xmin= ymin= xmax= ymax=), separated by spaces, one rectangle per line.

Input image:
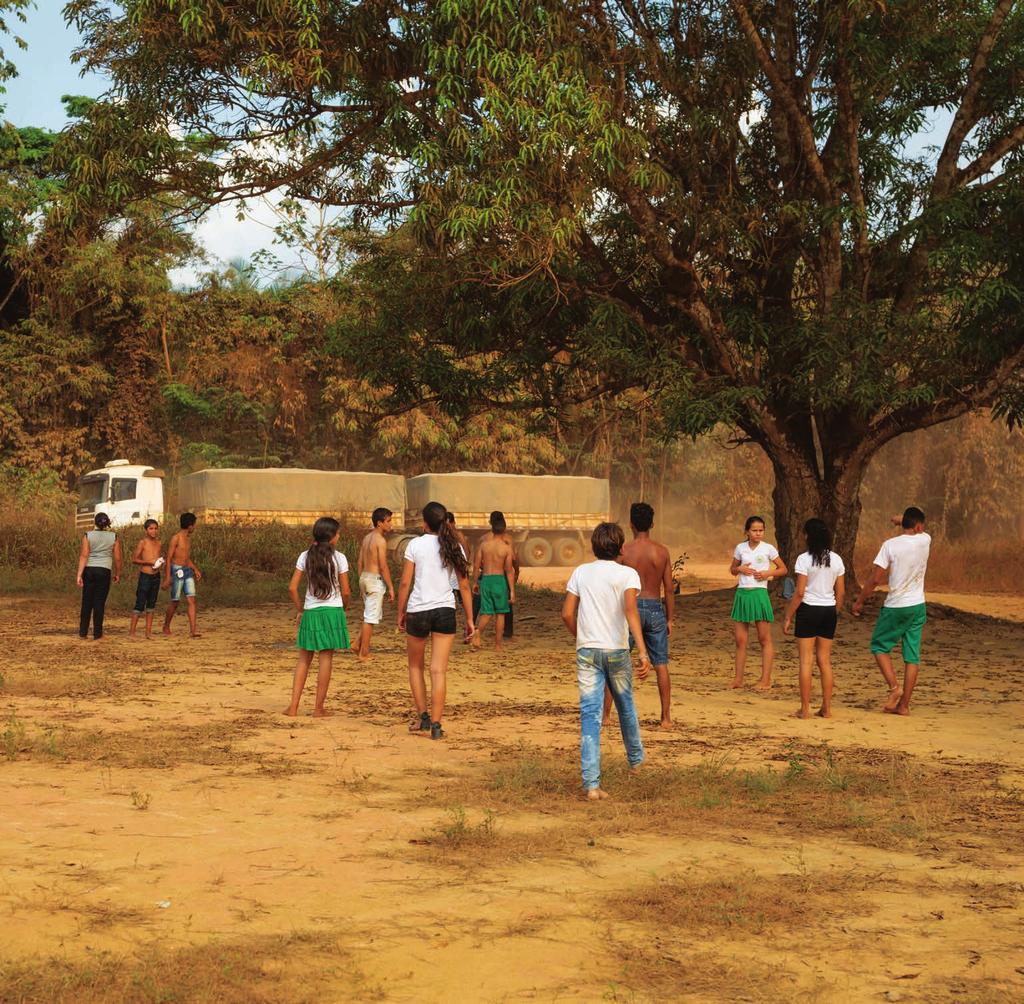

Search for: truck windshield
xmin=111 ymin=478 xmax=137 ymax=503
xmin=78 ymin=477 xmax=107 ymax=506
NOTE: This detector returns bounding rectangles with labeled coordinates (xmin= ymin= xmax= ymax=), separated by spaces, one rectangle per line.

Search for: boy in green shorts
xmin=471 ymin=512 xmax=515 ymax=651
xmin=853 ymin=507 xmax=930 ymax=716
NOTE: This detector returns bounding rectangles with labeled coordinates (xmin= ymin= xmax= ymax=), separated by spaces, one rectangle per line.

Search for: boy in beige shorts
xmin=355 ymin=508 xmax=395 ymax=659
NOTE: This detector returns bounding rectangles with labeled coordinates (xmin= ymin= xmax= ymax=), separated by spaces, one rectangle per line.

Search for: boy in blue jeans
xmin=562 ymin=522 xmax=651 ymax=800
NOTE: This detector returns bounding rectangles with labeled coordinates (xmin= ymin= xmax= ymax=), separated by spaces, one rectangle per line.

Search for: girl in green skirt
xmin=285 ymin=517 xmax=351 ymax=717
xmin=730 ymin=515 xmax=787 ymax=691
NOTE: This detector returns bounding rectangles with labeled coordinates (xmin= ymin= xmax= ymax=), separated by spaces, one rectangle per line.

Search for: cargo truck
xmin=401 ymin=471 xmax=610 ymax=566
xmin=74 ymin=463 xmax=609 ymax=566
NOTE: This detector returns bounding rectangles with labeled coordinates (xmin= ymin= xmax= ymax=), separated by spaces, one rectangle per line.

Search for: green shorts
xmin=478 ymin=574 xmax=511 ymax=615
xmin=870 ymin=604 xmax=926 ymax=663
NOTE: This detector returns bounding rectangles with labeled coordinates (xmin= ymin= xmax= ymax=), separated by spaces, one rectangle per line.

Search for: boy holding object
xmin=129 ymin=519 xmax=164 ymax=639
xmin=562 ymin=522 xmax=651 ymax=801
xmin=853 ymin=507 xmax=931 ymax=716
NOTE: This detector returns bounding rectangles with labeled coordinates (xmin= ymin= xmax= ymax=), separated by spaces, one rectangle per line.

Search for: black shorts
xmin=794 ymin=603 xmax=837 ymax=639
xmin=133 ymin=572 xmax=160 ymax=613
xmin=406 ymin=606 xmax=456 ymax=638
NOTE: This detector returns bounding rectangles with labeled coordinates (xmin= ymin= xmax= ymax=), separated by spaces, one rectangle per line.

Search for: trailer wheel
xmin=392 ymin=535 xmax=417 ymax=564
xmin=554 ymin=537 xmax=583 ymax=566
xmin=519 ymin=537 xmax=553 ymax=567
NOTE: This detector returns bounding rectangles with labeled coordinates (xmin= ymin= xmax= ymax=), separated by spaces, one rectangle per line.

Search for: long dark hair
xmin=305 ymin=516 xmax=341 ymax=600
xmin=804 ymin=518 xmax=832 ymax=567
xmin=423 ymin=501 xmax=468 ymax=578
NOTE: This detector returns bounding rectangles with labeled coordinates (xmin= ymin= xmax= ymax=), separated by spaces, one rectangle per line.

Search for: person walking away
xmin=852 ymin=507 xmax=931 ymax=716
xmin=782 ymin=519 xmax=845 ymax=719
xmin=285 ymin=516 xmax=351 ymax=717
xmin=129 ymin=519 xmax=164 ymax=639
xmin=471 ymin=512 xmax=515 ymax=650
xmin=355 ymin=507 xmax=395 ymax=660
xmin=162 ymin=512 xmax=203 ymax=637
xmin=77 ymin=512 xmax=121 ymax=640
xmin=562 ymin=522 xmax=651 ymax=801
xmin=730 ymin=515 xmax=787 ymax=690
xmin=398 ymin=502 xmax=474 ymax=740
xmin=603 ymin=502 xmax=674 ymax=729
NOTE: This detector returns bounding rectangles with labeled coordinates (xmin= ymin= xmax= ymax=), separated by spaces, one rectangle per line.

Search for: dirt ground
xmin=1 ymin=573 xmax=1023 ymax=1003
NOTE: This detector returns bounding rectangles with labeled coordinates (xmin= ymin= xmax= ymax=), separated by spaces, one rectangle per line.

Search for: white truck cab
xmin=76 ymin=460 xmax=165 ymax=531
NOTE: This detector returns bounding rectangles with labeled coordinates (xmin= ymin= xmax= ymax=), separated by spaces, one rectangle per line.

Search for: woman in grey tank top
xmin=77 ymin=512 xmax=122 ymax=639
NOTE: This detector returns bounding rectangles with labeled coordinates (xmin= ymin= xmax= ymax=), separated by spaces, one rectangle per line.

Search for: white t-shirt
xmin=874 ymin=532 xmax=930 ymax=608
xmin=733 ymin=541 xmax=779 ymax=590
xmin=566 ymin=560 xmax=642 ymax=651
xmin=794 ymin=551 xmax=846 ymax=606
xmin=295 ymin=549 xmax=349 ymax=610
xmin=406 ymin=535 xmax=465 ymax=613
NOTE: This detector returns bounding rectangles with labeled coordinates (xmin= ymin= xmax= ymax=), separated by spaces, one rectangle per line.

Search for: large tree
xmin=62 ymin=0 xmax=1024 ymax=565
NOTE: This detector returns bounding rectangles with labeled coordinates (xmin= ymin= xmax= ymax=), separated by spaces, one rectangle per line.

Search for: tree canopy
xmin=29 ymin=2 xmax=1024 ymax=561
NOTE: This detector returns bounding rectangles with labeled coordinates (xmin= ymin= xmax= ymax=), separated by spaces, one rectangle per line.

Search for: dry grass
xmin=0 ymin=930 xmax=380 ymax=1004
xmin=1 ymin=711 xmax=311 ymax=775
xmin=417 ymin=744 xmax=1022 ymax=867
xmin=607 ymin=947 xmax=805 ymax=1003
xmin=0 ymin=666 xmax=152 ymax=700
xmin=611 ymin=868 xmax=866 ymax=935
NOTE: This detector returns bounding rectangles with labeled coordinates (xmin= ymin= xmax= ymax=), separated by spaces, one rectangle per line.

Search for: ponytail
xmin=305 ymin=516 xmax=341 ymax=600
xmin=804 ymin=518 xmax=832 ymax=568
xmin=423 ymin=501 xmax=468 ymax=579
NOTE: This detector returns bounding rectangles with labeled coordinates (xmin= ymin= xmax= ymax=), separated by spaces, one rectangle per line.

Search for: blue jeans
xmin=577 ymin=647 xmax=645 ymax=790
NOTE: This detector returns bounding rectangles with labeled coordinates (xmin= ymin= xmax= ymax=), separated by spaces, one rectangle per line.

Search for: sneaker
xmin=430 ymin=721 xmax=445 ymax=741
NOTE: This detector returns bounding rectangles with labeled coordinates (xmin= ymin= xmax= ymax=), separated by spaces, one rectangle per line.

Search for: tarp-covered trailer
xmin=403 ymin=471 xmax=610 ymax=566
xmin=177 ymin=468 xmax=407 ymax=530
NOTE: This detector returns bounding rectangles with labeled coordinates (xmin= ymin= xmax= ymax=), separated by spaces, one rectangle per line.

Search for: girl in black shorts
xmin=783 ymin=519 xmax=846 ymax=719
xmin=397 ymin=502 xmax=475 ymax=739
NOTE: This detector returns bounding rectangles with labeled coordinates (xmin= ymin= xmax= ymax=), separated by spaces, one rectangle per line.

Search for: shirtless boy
xmin=355 ymin=507 xmax=395 ymax=659
xmin=472 ymin=510 xmax=521 ymax=638
xmin=471 ymin=511 xmax=516 ymax=650
xmin=162 ymin=512 xmax=202 ymax=637
xmin=603 ymin=502 xmax=675 ymax=729
xmin=852 ymin=507 xmax=931 ymax=716
xmin=129 ymin=519 xmax=164 ymax=639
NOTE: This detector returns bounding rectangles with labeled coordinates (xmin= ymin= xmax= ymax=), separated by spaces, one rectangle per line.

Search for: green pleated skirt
xmin=296 ymin=606 xmax=350 ymax=651
xmin=730 ymin=588 xmax=774 ymax=623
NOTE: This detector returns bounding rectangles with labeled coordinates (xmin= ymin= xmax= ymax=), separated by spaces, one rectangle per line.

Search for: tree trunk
xmin=768 ymin=450 xmax=869 ymax=594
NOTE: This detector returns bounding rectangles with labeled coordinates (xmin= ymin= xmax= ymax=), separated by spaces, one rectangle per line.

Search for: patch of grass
xmin=0 ymin=930 xmax=381 ymax=1003
xmin=612 ymin=869 xmax=865 ymax=935
xmin=424 ymin=743 xmax=1022 ymax=860
xmin=129 ymin=789 xmax=152 ymax=811
xmin=435 ymin=805 xmax=498 ymax=849
xmin=0 ymin=666 xmax=151 ymax=699
xmin=1 ymin=713 xmax=309 ymax=775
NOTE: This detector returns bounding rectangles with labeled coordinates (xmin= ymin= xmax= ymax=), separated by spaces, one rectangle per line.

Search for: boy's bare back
xmin=358 ymin=530 xmax=386 ymax=575
xmin=621 ymin=537 xmax=671 ymax=598
xmin=478 ymin=534 xmax=513 ymax=575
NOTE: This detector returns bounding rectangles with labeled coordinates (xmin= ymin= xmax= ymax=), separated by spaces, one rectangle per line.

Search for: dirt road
xmin=1 ymin=586 xmax=1022 ymax=1002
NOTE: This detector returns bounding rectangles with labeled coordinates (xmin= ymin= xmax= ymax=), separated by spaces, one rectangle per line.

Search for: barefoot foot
xmin=883 ymin=687 xmax=903 ymax=712
xmin=312 ymin=708 xmax=331 ymax=718
xmin=816 ymin=707 xmax=833 ymax=718
xmin=585 ymin=788 xmax=611 ymax=801
xmin=283 ymin=708 xmax=298 ymax=717
xmin=754 ymin=680 xmax=772 ymax=692
xmin=658 ymin=719 xmax=674 ymax=731
xmin=730 ymin=678 xmax=744 ymax=689
xmin=795 ymin=708 xmax=812 ymax=719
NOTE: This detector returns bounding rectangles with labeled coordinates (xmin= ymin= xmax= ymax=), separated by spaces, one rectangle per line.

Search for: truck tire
xmin=554 ymin=537 xmax=583 ymax=566
xmin=519 ymin=537 xmax=553 ymax=567
xmin=392 ymin=535 xmax=417 ymax=564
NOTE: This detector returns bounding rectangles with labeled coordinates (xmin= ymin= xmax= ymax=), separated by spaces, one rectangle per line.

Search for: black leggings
xmin=80 ymin=567 xmax=112 ymax=639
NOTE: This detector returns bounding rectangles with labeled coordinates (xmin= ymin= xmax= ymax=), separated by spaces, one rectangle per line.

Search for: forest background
xmin=0 ymin=2 xmax=1022 ymax=595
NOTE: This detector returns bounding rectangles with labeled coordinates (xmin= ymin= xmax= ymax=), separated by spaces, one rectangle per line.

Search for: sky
xmin=1 ymin=3 xmax=287 ymax=283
